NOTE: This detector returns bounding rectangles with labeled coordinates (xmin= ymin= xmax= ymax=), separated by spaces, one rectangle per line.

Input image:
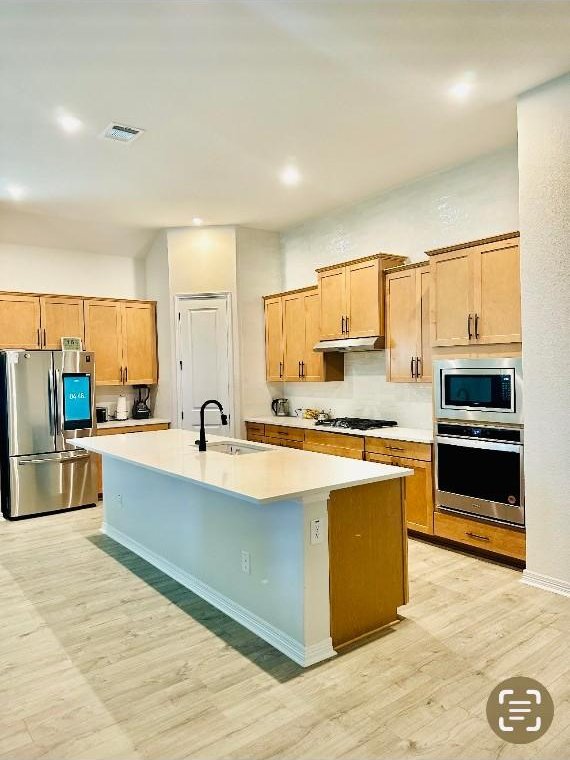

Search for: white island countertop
xmin=245 ymin=417 xmax=433 ymax=444
xmin=77 ymin=428 xmax=411 ymax=504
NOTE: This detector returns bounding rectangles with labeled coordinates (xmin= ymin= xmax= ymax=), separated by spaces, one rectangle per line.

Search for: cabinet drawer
xmin=434 ymin=510 xmax=525 ymax=561
xmin=365 ymin=437 xmax=431 ymax=462
xmin=97 ymin=423 xmax=169 ymax=436
xmin=247 ymin=434 xmax=265 ymax=444
xmin=304 ymin=442 xmax=363 ymax=460
xmin=265 ymin=436 xmax=304 ymax=450
xmin=264 ymin=424 xmax=305 ymax=442
xmin=246 ymin=422 xmax=265 ymax=438
xmin=305 ymin=429 xmax=364 ymax=452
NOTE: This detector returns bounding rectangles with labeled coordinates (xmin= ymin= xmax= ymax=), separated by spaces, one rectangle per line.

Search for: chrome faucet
xmin=196 ymin=399 xmax=228 ymax=451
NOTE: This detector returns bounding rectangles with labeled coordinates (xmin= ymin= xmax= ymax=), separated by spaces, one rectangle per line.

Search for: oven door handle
xmin=436 ymin=435 xmax=522 ymax=453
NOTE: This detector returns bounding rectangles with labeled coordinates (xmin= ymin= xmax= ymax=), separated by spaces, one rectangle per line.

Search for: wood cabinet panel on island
xmin=385 ymin=262 xmax=432 ymax=383
xmin=263 ymin=288 xmax=344 ymax=383
xmin=427 ymin=232 xmax=521 ymax=349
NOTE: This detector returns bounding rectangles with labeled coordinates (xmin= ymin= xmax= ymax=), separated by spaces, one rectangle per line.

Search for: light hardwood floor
xmin=0 ymin=505 xmax=568 ymax=760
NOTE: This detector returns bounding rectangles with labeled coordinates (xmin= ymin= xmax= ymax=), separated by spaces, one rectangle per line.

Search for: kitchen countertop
xmin=245 ymin=416 xmax=433 ymax=444
xmin=97 ymin=417 xmax=171 ymax=430
xmin=75 ymin=428 xmax=412 ymax=504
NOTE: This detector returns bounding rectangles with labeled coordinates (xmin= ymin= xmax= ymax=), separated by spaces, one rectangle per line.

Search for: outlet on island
xmin=310 ymin=518 xmax=323 ymax=545
xmin=240 ymin=550 xmax=251 ymax=574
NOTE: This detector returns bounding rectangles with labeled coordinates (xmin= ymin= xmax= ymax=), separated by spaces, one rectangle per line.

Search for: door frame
xmin=174 ymin=292 xmax=236 ymax=435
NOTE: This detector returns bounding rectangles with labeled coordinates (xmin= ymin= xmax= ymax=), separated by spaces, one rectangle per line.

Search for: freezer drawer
xmin=6 ymin=450 xmax=97 ymax=518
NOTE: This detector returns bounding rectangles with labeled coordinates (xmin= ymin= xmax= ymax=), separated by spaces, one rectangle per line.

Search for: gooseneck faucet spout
xmin=196 ymin=399 xmax=228 ymax=452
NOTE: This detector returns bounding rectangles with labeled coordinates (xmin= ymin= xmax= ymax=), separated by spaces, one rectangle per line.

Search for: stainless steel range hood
xmin=314 ymin=336 xmax=385 ymax=352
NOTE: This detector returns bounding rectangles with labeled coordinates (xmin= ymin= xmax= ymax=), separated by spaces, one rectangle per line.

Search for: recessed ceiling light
xmin=279 ymin=164 xmax=302 ymax=187
xmin=57 ymin=112 xmax=83 ymax=134
xmin=192 ymin=217 xmax=203 ymax=226
xmin=6 ymin=184 xmax=25 ymax=201
xmin=448 ymin=74 xmax=476 ymax=101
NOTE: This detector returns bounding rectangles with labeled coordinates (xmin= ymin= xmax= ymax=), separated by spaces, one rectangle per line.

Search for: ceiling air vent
xmin=101 ymin=123 xmax=144 ymax=143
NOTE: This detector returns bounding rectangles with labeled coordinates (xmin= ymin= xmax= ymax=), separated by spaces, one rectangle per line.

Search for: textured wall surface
xmin=518 ymin=74 xmax=570 ymax=587
xmin=281 ymin=147 xmax=519 ymax=425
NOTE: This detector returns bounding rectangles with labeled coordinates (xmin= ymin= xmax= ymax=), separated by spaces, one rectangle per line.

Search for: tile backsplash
xmin=284 ymin=352 xmax=433 ymax=429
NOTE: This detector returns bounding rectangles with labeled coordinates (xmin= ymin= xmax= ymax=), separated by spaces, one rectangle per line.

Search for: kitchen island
xmin=76 ymin=429 xmax=412 ymax=666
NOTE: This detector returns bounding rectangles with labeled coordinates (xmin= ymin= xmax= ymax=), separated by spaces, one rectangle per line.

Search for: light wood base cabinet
xmin=434 ymin=510 xmax=526 ymax=562
xmin=365 ymin=436 xmax=434 ymax=535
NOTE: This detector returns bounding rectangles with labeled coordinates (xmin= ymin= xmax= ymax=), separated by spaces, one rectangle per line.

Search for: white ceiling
xmin=1 ymin=1 xmax=569 ymax=257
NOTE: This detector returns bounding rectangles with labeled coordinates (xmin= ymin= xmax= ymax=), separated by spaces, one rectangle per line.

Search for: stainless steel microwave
xmin=434 ymin=358 xmax=523 ymax=425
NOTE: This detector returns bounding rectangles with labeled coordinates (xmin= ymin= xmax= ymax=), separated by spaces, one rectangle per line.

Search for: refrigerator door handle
xmin=48 ymin=366 xmax=55 ymax=436
xmin=54 ymin=368 xmax=63 ymax=436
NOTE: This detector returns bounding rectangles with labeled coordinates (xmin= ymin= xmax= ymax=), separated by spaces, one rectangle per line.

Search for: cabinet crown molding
xmin=316 ymin=253 xmax=407 ymax=273
xmin=385 ymin=260 xmax=430 ymax=274
xmin=425 ymin=231 xmax=520 ymax=257
xmin=263 ymin=285 xmax=317 ymax=301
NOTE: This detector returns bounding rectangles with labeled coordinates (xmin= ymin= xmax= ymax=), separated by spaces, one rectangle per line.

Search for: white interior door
xmin=177 ymin=295 xmax=233 ymax=436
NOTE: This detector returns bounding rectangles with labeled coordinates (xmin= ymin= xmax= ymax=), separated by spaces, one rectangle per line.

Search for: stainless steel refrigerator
xmin=0 ymin=350 xmax=97 ymax=519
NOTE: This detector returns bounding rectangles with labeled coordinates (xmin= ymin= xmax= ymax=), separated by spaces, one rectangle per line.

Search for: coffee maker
xmin=132 ymin=385 xmax=151 ymax=419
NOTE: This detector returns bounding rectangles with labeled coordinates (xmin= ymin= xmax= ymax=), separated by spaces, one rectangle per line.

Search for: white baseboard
xmin=102 ymin=522 xmax=336 ymax=667
xmin=522 ymin=569 xmax=570 ymax=598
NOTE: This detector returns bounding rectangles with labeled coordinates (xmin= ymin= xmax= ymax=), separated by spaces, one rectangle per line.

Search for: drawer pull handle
xmin=466 ymin=531 xmax=490 ymax=542
xmin=386 ymin=445 xmax=405 ymax=451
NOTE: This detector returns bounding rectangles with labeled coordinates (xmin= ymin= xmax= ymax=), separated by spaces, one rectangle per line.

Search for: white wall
xmin=0 ymin=243 xmax=145 ymax=299
xmin=280 ymin=147 xmax=519 ymax=426
xmin=236 ymin=227 xmax=282 ymax=425
xmin=144 ymin=231 xmax=171 ymax=419
xmin=518 ymin=74 xmax=570 ymax=592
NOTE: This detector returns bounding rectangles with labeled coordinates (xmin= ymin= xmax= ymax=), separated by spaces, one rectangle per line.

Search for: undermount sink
xmin=204 ymin=441 xmax=266 ymax=455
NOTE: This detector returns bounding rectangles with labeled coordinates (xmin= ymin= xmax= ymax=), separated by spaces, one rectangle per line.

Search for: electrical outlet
xmin=115 ymin=494 xmax=123 ymax=507
xmin=241 ymin=550 xmax=251 ymax=574
xmin=310 ymin=518 xmax=323 ymax=545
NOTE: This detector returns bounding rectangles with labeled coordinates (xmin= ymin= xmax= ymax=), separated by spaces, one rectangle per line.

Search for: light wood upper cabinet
xmin=263 ymin=288 xmax=343 ymax=382
xmin=40 ymin=296 xmax=84 ymax=349
xmin=428 ymin=232 xmax=521 ymax=348
xmin=430 ymin=249 xmax=473 ymax=346
xmin=317 ymin=254 xmax=406 ymax=342
xmin=303 ymin=290 xmax=325 ymax=382
xmin=318 ymin=268 xmax=346 ymax=340
xmin=264 ymin=297 xmax=283 ymax=381
xmin=385 ymin=263 xmax=431 ymax=383
xmin=84 ymin=299 xmax=157 ymax=386
xmin=475 ymin=241 xmax=521 ymax=344
xmin=0 ymin=294 xmax=41 ymax=349
xmin=346 ymin=258 xmax=382 ymax=338
xmin=282 ymin=292 xmax=306 ymax=381
xmin=84 ymin=300 xmax=124 ymax=385
xmin=122 ymin=302 xmax=158 ymax=384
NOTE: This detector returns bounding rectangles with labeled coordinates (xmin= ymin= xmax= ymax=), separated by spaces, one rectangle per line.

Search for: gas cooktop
xmin=315 ymin=417 xmax=398 ymax=431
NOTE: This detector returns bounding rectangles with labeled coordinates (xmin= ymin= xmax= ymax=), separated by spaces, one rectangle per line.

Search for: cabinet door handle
xmin=474 ymin=313 xmax=480 ymax=339
xmin=415 ymin=356 xmax=421 ymax=378
xmin=341 ymin=316 xmax=345 ymax=334
xmin=124 ymin=366 xmax=128 ymax=384
xmin=279 ymin=361 xmax=283 ymax=378
xmin=300 ymin=361 xmax=305 ymax=378
xmin=467 ymin=313 xmax=473 ymax=340
xmin=410 ymin=357 xmax=415 ymax=378
xmin=466 ymin=531 xmax=490 ymax=542
xmin=298 ymin=361 xmax=301 ymax=378
xmin=345 ymin=315 xmax=349 ymax=334
xmin=37 ymin=328 xmax=42 ymax=348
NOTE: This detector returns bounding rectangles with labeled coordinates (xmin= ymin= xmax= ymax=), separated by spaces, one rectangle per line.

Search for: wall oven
xmin=436 ymin=423 xmax=524 ymax=526
xmin=434 ymin=357 xmax=523 ymax=425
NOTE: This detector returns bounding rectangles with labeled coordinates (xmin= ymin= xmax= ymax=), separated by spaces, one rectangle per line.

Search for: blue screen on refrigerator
xmin=63 ymin=374 xmax=92 ymax=430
